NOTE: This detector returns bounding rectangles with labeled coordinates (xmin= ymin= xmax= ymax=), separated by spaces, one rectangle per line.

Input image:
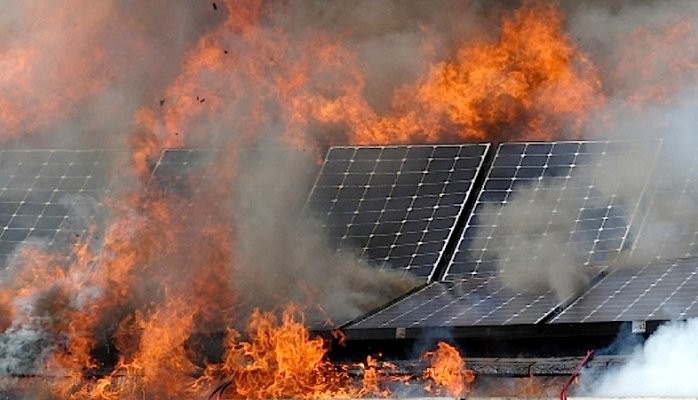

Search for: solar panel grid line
xmin=626 ymin=141 xmax=698 ymax=261
xmin=0 ymin=150 xmax=111 ymax=267
xmin=558 ymin=269 xmax=638 ymax=323
xmin=346 ymin=276 xmax=563 ymax=330
xmin=306 ymin=144 xmax=489 ymax=280
xmin=680 ymin=280 xmax=698 ymax=318
xmin=351 ymin=283 xmax=454 ymax=328
xmin=150 ymin=149 xmax=219 ymax=198
xmin=444 ymin=140 xmax=660 ymax=280
xmin=351 ymin=279 xmax=482 ymax=329
xmin=421 ymin=278 xmax=497 ymax=327
xmin=399 ymin=280 xmax=478 ymax=327
xmin=551 ymin=258 xmax=698 ymax=323
xmin=470 ymin=283 xmax=528 ymax=325
xmin=620 ymin=265 xmax=674 ymax=320
xmin=651 ymin=276 xmax=692 ymax=319
xmin=509 ymin=292 xmax=558 ymax=325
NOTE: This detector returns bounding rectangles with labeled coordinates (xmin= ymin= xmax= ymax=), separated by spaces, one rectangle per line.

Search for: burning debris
xmin=1 ymin=0 xmax=698 ymax=398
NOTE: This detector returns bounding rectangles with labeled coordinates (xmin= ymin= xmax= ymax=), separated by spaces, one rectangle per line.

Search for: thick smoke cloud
xmin=230 ymin=139 xmax=418 ymax=323
xmin=478 ymin=0 xmax=698 ymax=300
xmin=2 ymin=0 xmax=698 ymax=395
xmin=582 ymin=319 xmax=698 ymax=396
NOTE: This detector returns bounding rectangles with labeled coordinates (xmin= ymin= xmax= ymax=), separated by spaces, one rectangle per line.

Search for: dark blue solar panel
xmin=348 ymin=277 xmax=560 ymax=329
xmin=553 ymin=257 xmax=698 ymax=323
xmin=0 ymin=150 xmax=111 ymax=267
xmin=306 ymin=144 xmax=490 ymax=280
xmin=444 ymin=140 xmax=659 ymax=279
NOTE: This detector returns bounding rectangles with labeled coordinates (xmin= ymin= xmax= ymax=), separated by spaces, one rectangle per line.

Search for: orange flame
xmin=422 ymin=341 xmax=475 ymax=397
xmin=1 ymin=0 xmax=677 ymax=398
xmin=138 ymin=0 xmax=603 ymax=159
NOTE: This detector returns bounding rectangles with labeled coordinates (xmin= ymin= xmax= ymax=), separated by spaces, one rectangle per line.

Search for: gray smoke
xmin=3 ymin=0 xmax=698 ymax=389
xmin=476 ymin=183 xmax=594 ymax=301
xmin=479 ymin=1 xmax=698 ymax=299
xmin=231 ymin=139 xmax=418 ymax=323
xmin=0 ymin=0 xmax=221 ymax=149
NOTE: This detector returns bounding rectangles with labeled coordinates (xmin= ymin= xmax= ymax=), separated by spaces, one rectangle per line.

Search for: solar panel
xmin=151 ymin=149 xmax=215 ymax=194
xmin=629 ymin=142 xmax=698 ymax=261
xmin=348 ymin=277 xmax=560 ymax=330
xmin=444 ymin=140 xmax=659 ymax=279
xmin=552 ymin=257 xmax=698 ymax=323
xmin=0 ymin=150 xmax=111 ymax=267
xmin=306 ymin=144 xmax=490 ymax=280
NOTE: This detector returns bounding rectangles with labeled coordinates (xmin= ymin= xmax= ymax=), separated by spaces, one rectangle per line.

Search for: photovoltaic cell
xmin=151 ymin=149 xmax=215 ymax=194
xmin=552 ymin=257 xmax=698 ymax=323
xmin=0 ymin=150 xmax=112 ymax=268
xmin=306 ymin=144 xmax=490 ymax=280
xmin=445 ymin=141 xmax=658 ymax=279
xmin=629 ymin=143 xmax=698 ymax=261
xmin=348 ymin=277 xmax=560 ymax=329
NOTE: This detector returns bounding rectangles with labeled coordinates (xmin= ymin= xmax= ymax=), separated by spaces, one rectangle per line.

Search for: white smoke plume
xmin=583 ymin=318 xmax=698 ymax=396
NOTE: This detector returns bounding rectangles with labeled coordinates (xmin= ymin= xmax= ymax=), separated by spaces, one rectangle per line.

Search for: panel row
xmin=348 ymin=256 xmax=698 ymax=330
xmin=306 ymin=144 xmax=490 ymax=280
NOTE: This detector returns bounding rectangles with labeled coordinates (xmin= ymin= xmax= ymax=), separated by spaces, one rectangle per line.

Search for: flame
xmin=219 ymin=306 xmax=355 ymax=399
xmin=138 ymin=0 xmax=603 ymax=158
xmin=422 ymin=341 xmax=475 ymax=397
xmin=0 ymin=0 xmax=681 ymax=398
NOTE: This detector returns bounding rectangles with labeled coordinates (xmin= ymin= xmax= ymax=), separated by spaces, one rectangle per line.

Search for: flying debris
xmin=1 ymin=0 xmax=698 ymax=398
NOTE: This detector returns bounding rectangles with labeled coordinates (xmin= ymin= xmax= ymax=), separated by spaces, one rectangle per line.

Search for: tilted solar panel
xmin=552 ymin=257 xmax=698 ymax=323
xmin=348 ymin=277 xmax=560 ymax=330
xmin=306 ymin=144 xmax=490 ymax=280
xmin=150 ymin=149 xmax=214 ymax=194
xmin=0 ymin=150 xmax=112 ymax=267
xmin=444 ymin=140 xmax=659 ymax=279
xmin=629 ymin=142 xmax=698 ymax=262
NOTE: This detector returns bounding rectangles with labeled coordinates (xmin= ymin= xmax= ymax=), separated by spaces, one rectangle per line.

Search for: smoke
xmin=472 ymin=0 xmax=698 ymax=299
xmin=2 ymin=0 xmax=698 ymax=395
xmin=0 ymin=1 xmax=223 ymax=149
xmin=583 ymin=318 xmax=698 ymax=396
xmin=230 ymin=139 xmax=418 ymax=323
xmin=477 ymin=183 xmax=594 ymax=301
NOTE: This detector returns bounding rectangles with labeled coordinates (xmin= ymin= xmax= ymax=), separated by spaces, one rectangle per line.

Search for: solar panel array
xmin=306 ymin=144 xmax=489 ymax=280
xmin=444 ymin=141 xmax=657 ymax=279
xmin=350 ymin=277 xmax=561 ymax=329
xmin=553 ymin=258 xmax=698 ymax=323
xmin=0 ymin=141 xmax=693 ymax=332
xmin=0 ymin=150 xmax=111 ymax=267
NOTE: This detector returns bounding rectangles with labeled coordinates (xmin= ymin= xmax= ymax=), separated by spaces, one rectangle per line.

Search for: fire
xmin=422 ymin=342 xmax=475 ymax=397
xmin=138 ymin=0 xmax=603 ymax=158
xmin=215 ymin=306 xmax=355 ymax=399
xmin=0 ymin=0 xmax=689 ymax=398
xmin=409 ymin=1 xmax=603 ymax=141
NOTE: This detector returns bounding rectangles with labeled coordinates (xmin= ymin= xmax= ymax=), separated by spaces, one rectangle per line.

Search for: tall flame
xmin=138 ymin=0 xmax=603 ymax=159
xmin=0 ymin=0 xmax=685 ymax=398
